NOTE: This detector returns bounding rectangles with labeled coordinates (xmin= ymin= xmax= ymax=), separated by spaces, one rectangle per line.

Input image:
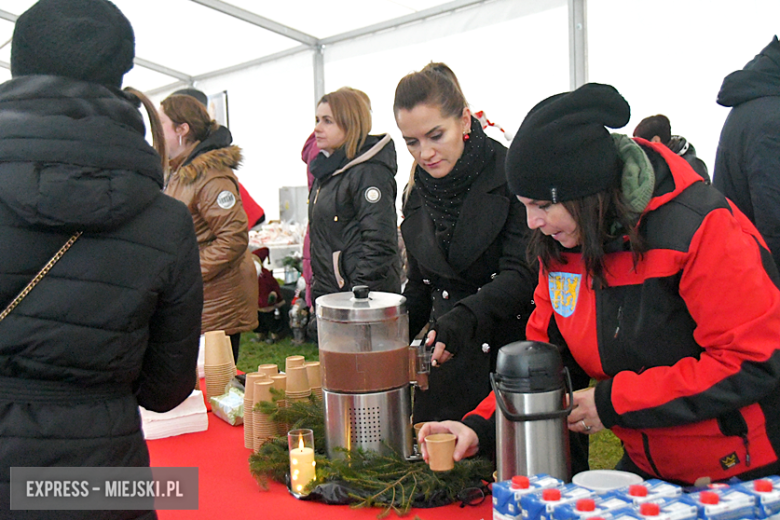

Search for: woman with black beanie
xmin=0 ymin=1 xmax=202 ymax=518
xmin=419 ymin=82 xmax=780 ymax=486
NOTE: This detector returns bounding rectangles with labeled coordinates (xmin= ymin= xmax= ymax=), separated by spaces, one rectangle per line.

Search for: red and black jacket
xmin=463 ymin=140 xmax=780 ymax=484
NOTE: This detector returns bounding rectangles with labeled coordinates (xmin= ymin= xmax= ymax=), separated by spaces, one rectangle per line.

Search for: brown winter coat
xmin=165 ymin=142 xmax=258 ymax=335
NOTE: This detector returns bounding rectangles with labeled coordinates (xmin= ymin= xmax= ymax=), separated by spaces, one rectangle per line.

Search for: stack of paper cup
xmin=305 ymin=362 xmax=322 ymax=401
xmin=203 ymin=331 xmax=235 ymax=402
xmin=243 ymin=372 xmax=268 ymax=449
xmin=285 ymin=366 xmax=311 ymax=403
xmin=258 ymin=364 xmax=278 ymax=378
xmin=285 ymin=355 xmax=305 ymax=371
xmin=253 ymin=380 xmax=276 ymax=450
xmin=270 ymin=374 xmax=288 ymax=431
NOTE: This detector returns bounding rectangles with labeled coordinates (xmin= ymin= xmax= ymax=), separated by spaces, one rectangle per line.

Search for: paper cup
xmin=425 ymin=433 xmax=456 ymax=472
xmin=413 ymin=422 xmax=427 ymax=441
xmin=243 ymin=373 xmax=266 ymax=403
xmin=254 ymin=380 xmax=274 ymax=404
xmin=285 ymin=355 xmax=305 ymax=371
xmin=204 ymin=330 xmax=234 ymax=366
xmin=258 ymin=364 xmax=279 ymax=377
xmin=285 ymin=366 xmax=310 ymax=393
xmin=305 ymin=362 xmax=321 ymax=388
xmin=270 ymin=374 xmax=287 ymax=393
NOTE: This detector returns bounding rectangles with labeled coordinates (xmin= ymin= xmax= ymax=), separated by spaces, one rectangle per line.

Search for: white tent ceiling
xmin=0 ymin=0 xmax=778 ymax=222
xmin=0 ymin=0 xmax=543 ymax=97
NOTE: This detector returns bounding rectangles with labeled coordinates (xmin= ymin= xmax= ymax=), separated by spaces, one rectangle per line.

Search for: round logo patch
xmin=217 ymin=190 xmax=236 ymax=209
xmin=364 ymin=187 xmax=382 ymax=204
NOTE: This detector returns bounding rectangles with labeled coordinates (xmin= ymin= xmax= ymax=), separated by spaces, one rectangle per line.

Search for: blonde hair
xmin=318 ymin=87 xmax=372 ymax=160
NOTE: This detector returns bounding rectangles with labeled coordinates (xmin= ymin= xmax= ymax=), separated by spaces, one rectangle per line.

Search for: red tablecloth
xmin=147 ymin=398 xmax=492 ymax=519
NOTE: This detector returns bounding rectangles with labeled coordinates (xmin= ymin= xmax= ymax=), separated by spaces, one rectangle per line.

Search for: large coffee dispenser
xmin=316 ymin=286 xmax=412 ymax=459
xmin=491 ymin=341 xmax=573 ymax=482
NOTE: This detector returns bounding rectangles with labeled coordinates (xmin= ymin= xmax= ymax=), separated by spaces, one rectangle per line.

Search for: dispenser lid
xmin=494 ymin=341 xmax=564 ymax=392
xmin=315 ymin=286 xmax=406 ymax=322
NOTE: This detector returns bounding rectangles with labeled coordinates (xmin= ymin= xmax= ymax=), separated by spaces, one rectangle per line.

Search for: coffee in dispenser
xmin=316 ymin=286 xmax=415 ymax=459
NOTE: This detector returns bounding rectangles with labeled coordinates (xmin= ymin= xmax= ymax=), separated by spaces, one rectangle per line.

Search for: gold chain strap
xmin=0 ymin=231 xmax=83 ymax=323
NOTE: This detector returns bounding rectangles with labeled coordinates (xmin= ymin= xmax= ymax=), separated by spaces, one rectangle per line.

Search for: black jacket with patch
xmin=308 ymin=134 xmax=401 ymax=302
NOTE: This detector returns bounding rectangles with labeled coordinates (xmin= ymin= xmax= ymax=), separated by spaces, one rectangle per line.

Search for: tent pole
xmin=568 ymin=0 xmax=588 ymax=90
xmin=313 ymin=45 xmax=325 ymax=108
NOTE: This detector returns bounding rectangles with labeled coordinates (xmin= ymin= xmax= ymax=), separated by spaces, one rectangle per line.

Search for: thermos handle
xmin=490 ymin=368 xmax=574 ymax=422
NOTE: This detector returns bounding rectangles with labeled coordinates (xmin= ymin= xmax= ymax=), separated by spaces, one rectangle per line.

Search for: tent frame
xmin=0 ymin=0 xmax=588 ymax=99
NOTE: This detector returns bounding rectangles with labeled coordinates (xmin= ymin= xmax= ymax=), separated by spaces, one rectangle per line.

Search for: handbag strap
xmin=0 ymin=231 xmax=82 ymax=323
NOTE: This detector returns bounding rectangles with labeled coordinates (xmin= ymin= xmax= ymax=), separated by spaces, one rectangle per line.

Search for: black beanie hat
xmin=173 ymin=88 xmax=209 ymax=107
xmin=11 ymin=0 xmax=135 ymax=89
xmin=506 ymin=83 xmax=630 ymax=203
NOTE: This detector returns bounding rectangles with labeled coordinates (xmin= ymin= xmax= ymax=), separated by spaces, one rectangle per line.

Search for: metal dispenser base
xmin=323 ymin=386 xmax=412 ymax=460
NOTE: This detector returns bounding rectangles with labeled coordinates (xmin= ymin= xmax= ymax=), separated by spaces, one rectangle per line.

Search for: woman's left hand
xmin=567 ymin=387 xmax=604 ymax=435
xmin=427 ymin=330 xmax=453 ymax=366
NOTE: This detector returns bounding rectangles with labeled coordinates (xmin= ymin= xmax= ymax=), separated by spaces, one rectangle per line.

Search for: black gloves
xmin=431 ymin=305 xmax=477 ymax=356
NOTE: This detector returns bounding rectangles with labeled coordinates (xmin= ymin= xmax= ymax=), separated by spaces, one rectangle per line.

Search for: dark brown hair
xmin=160 ymin=94 xmax=219 ymax=144
xmin=124 ymin=86 xmax=167 ymax=175
xmin=394 ymin=62 xmax=468 ymax=200
xmin=633 ymin=114 xmax=671 ymax=145
xmin=527 ymin=186 xmax=647 ymax=289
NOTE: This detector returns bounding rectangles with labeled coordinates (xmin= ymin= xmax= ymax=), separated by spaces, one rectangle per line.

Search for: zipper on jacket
xmin=642 ymin=432 xmax=661 ymax=476
xmin=614 ymin=305 xmax=623 ymax=339
xmin=313 ymin=186 xmax=321 ymax=204
xmin=741 ymin=433 xmax=752 ymax=467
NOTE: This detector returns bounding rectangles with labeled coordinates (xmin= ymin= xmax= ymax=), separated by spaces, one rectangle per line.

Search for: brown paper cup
xmin=254 ymin=380 xmax=274 ymax=404
xmin=204 ymin=330 xmax=233 ymax=366
xmin=305 ymin=362 xmax=321 ymax=388
xmin=285 ymin=366 xmax=310 ymax=393
xmin=243 ymin=373 xmax=266 ymax=403
xmin=285 ymin=355 xmax=305 ymax=371
xmin=413 ymin=422 xmax=427 ymax=440
xmin=270 ymin=374 xmax=287 ymax=393
xmin=258 ymin=364 xmax=279 ymax=377
xmin=425 ymin=433 xmax=456 ymax=471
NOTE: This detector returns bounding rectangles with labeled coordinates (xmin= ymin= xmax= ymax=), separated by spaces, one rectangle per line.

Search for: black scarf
xmin=415 ymin=117 xmax=492 ymax=255
xmin=309 ymin=147 xmax=348 ymax=180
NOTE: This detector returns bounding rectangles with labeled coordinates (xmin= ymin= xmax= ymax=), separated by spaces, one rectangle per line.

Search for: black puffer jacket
xmin=714 ymin=36 xmax=780 ymax=271
xmin=0 ymin=76 xmax=202 ymax=519
xmin=308 ymin=134 xmax=401 ymax=302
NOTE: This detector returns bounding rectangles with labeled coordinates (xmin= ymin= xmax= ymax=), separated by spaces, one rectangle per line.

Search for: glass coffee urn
xmin=316 ymin=286 xmax=412 ymax=459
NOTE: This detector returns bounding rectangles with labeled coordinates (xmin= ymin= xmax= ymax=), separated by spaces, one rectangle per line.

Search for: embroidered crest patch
xmin=548 ymin=272 xmax=581 ymax=317
xmin=720 ymin=452 xmax=740 ymax=470
xmin=364 ymin=187 xmax=381 ymax=203
xmin=217 ymin=190 xmax=236 ymax=209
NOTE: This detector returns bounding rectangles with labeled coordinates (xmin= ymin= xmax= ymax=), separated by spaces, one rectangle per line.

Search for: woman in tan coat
xmin=160 ymin=94 xmax=258 ymax=362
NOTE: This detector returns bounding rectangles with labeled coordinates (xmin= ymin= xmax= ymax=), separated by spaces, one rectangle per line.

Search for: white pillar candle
xmin=289 ymin=433 xmax=316 ymax=494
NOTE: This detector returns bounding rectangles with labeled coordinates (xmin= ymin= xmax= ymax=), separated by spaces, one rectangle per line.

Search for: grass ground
xmin=236 ymin=332 xmax=624 ymax=471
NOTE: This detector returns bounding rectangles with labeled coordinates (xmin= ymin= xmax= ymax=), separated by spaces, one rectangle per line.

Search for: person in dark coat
xmin=308 ymin=87 xmax=401 ymax=304
xmin=0 ymin=1 xmax=202 ymax=518
xmin=393 ymin=64 xmax=540 ymax=424
xmin=713 ymin=35 xmax=780 ymax=272
xmin=633 ymin=114 xmax=710 ymax=183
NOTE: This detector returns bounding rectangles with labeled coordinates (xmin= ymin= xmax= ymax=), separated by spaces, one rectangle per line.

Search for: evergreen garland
xmin=248 ymin=392 xmax=493 ymax=517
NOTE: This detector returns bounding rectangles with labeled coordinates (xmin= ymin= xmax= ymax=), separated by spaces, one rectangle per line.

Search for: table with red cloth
xmin=147 ymin=405 xmax=492 ymax=519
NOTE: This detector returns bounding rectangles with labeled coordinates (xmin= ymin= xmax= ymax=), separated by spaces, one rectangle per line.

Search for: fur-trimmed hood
xmin=175 ymin=144 xmax=242 ymax=184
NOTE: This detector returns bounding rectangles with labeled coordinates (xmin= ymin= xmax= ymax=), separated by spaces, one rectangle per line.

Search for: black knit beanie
xmin=173 ymin=88 xmax=209 ymax=107
xmin=506 ymin=83 xmax=630 ymax=203
xmin=11 ymin=0 xmax=135 ymax=89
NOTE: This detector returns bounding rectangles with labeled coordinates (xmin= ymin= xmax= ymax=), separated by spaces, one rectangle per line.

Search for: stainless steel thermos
xmin=491 ymin=341 xmax=573 ymax=482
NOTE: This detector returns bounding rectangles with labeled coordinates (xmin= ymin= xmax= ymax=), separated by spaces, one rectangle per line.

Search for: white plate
xmin=572 ymin=470 xmax=644 ymax=491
